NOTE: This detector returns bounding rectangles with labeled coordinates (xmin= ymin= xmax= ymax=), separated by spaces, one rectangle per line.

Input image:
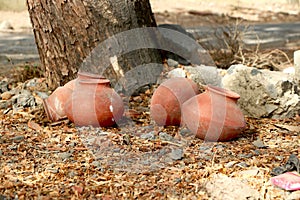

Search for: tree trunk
xmin=26 ymin=0 xmax=162 ymax=92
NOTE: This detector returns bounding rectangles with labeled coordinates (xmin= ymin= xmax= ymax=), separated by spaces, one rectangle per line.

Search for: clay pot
xmin=182 ymin=85 xmax=246 ymax=141
xmin=150 ymin=77 xmax=199 ymax=126
xmin=43 ymin=71 xmax=105 ymax=122
xmin=43 ymin=86 xmax=73 ymax=121
xmin=65 ymin=78 xmax=124 ymax=127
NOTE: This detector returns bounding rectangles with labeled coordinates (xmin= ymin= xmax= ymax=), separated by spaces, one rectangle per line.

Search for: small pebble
xmin=69 ymin=142 xmax=76 ymax=147
xmin=91 ymin=161 xmax=101 ymax=168
xmin=68 ymin=171 xmax=77 ymax=178
xmin=159 ymin=132 xmax=173 ymax=141
xmin=58 ymin=152 xmax=72 ymax=160
xmin=132 ymin=96 xmax=142 ymax=103
xmin=174 ymin=178 xmax=182 ymax=183
xmin=225 ymin=161 xmax=237 ymax=168
xmin=236 ymin=162 xmax=249 ymax=168
xmin=11 ymin=135 xmax=25 ymax=141
xmin=253 ymin=149 xmax=261 ymax=155
xmin=47 ymin=168 xmax=59 ymax=174
xmin=167 ymin=58 xmax=179 ymax=68
xmin=179 ymin=128 xmax=191 ymax=137
xmin=252 ymin=138 xmax=267 ymax=148
xmin=140 ymin=132 xmax=155 ymax=140
xmin=169 ymin=148 xmax=184 ymax=160
xmin=238 ymin=153 xmax=253 ymax=159
xmin=7 ymin=145 xmax=17 ymax=150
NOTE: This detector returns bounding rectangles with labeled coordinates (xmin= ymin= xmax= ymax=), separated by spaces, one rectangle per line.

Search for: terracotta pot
xmin=182 ymin=85 xmax=246 ymax=141
xmin=43 ymin=86 xmax=73 ymax=121
xmin=150 ymin=77 xmax=199 ymax=126
xmin=43 ymin=71 xmax=105 ymax=122
xmin=65 ymin=78 xmax=124 ymax=127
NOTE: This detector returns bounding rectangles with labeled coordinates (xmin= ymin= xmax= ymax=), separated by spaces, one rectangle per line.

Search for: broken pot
xmin=43 ymin=86 xmax=73 ymax=121
xmin=43 ymin=71 xmax=106 ymax=122
xmin=150 ymin=77 xmax=199 ymax=126
xmin=65 ymin=78 xmax=124 ymax=127
xmin=182 ymin=85 xmax=246 ymax=141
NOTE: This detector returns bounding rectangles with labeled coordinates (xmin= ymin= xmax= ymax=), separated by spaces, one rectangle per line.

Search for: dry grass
xmin=199 ymin=20 xmax=294 ymax=70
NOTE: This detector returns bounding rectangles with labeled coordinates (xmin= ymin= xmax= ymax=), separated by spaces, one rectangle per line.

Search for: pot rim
xmin=42 ymin=98 xmax=53 ymax=120
xmin=78 ymin=71 xmax=106 ymax=79
xmin=78 ymin=79 xmax=111 ymax=85
xmin=206 ymin=85 xmax=240 ymax=99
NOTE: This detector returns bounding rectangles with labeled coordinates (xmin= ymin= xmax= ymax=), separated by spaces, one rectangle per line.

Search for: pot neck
xmin=77 ymin=71 xmax=106 ymax=79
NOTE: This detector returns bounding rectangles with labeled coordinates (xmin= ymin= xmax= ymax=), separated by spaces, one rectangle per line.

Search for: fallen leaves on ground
xmin=0 ymin=85 xmax=299 ymax=200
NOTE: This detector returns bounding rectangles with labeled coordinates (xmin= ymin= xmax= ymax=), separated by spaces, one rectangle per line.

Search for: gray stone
xmin=224 ymin=161 xmax=238 ymax=168
xmin=184 ymin=65 xmax=222 ymax=87
xmin=11 ymin=135 xmax=25 ymax=141
xmin=236 ymin=162 xmax=250 ymax=168
xmin=222 ymin=64 xmax=300 ymax=119
xmin=252 ymin=138 xmax=267 ymax=148
xmin=159 ymin=132 xmax=173 ymax=141
xmin=7 ymin=145 xmax=17 ymax=150
xmin=91 ymin=161 xmax=101 ymax=168
xmin=140 ymin=131 xmax=156 ymax=140
xmin=167 ymin=68 xmax=186 ymax=78
xmin=169 ymin=148 xmax=184 ymax=160
xmin=46 ymin=168 xmax=59 ymax=174
xmin=0 ymin=150 xmax=2 ymax=156
xmin=238 ymin=153 xmax=253 ymax=159
xmin=58 ymin=152 xmax=72 ymax=160
xmin=167 ymin=58 xmax=179 ymax=68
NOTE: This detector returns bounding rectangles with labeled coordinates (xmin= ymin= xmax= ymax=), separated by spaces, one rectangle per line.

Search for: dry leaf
xmin=28 ymin=120 xmax=43 ymax=131
xmin=274 ymin=124 xmax=300 ymax=132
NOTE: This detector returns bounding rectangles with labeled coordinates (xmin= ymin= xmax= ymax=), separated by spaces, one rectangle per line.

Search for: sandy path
xmin=0 ymin=0 xmax=299 ymax=31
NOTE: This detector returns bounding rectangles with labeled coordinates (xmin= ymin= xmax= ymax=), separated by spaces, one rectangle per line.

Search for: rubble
xmin=222 ymin=64 xmax=300 ymax=119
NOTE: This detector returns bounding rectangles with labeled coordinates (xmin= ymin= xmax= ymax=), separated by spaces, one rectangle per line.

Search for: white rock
xmin=167 ymin=68 xmax=186 ymax=78
xmin=222 ymin=64 xmax=300 ymax=119
xmin=184 ymin=65 xmax=222 ymax=87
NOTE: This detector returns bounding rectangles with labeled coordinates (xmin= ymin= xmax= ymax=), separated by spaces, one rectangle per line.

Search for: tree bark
xmin=26 ymin=0 xmax=162 ymax=92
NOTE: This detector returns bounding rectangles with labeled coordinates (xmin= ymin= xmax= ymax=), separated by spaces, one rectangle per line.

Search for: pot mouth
xmin=78 ymin=71 xmax=106 ymax=79
xmin=206 ymin=85 xmax=240 ymax=99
